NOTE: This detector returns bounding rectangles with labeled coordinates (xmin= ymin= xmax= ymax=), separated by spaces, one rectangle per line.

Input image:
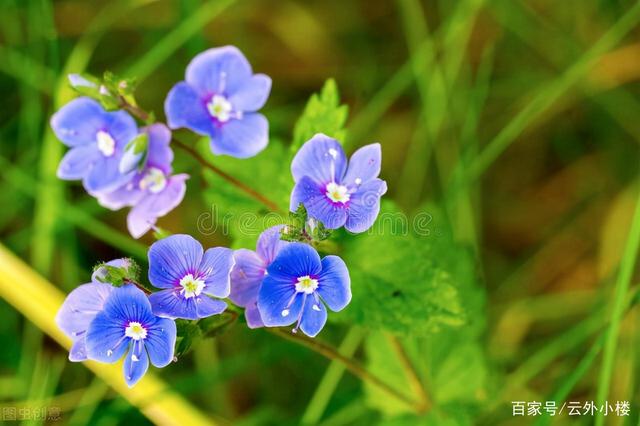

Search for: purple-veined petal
xmin=144 ymin=317 xmax=176 ymax=367
xmin=185 ymin=46 xmax=252 ymax=95
xmin=200 ymin=247 xmax=234 ymax=298
xmin=69 ymin=339 xmax=88 ymax=362
xmin=165 ymin=82 xmax=216 ymax=136
xmin=317 ymin=256 xmax=351 ymax=312
xmin=195 ymin=296 xmax=227 ymax=318
xmin=345 ymin=179 xmax=387 ymax=233
xmin=343 ymin=143 xmax=382 ymax=186
xmin=123 ymin=340 xmax=149 ymax=387
xmin=85 ymin=312 xmax=129 ymax=363
xmin=101 ymin=284 xmax=156 ymax=325
xmin=149 ymin=289 xmax=198 ymax=320
xmin=291 ymin=134 xmax=347 ymax=184
xmin=229 ymin=249 xmax=265 ymax=307
xmin=290 ymin=176 xmax=348 ymax=229
xmin=55 ymin=282 xmax=114 ymax=338
xmin=96 ymin=181 xmax=144 ymax=211
xmin=266 ymin=242 xmax=322 ymax=282
xmin=57 ymin=145 xmax=100 ymax=180
xmin=210 ymin=113 xmax=268 ymax=158
xmin=244 ymin=302 xmax=264 ymax=328
xmin=148 ymin=234 xmax=203 ymax=289
xmin=256 ymin=225 xmax=288 ymax=264
xmin=50 ymin=98 xmax=106 ymax=147
xmin=83 ymin=154 xmax=134 ymax=194
xmin=106 ymin=110 xmax=138 ymax=151
xmin=144 ymin=123 xmax=174 ymax=173
xmin=257 ymin=277 xmax=303 ymax=327
xmin=127 ymin=174 xmax=188 ymax=239
xmin=300 ymin=296 xmax=327 ymax=337
xmin=228 ymin=74 xmax=271 ymax=112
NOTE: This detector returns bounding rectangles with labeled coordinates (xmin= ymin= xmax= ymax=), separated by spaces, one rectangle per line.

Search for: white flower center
xmin=325 ymin=182 xmax=350 ymax=203
xmin=207 ymin=95 xmax=233 ymax=122
xmin=96 ymin=131 xmax=115 ymax=156
xmin=179 ymin=273 xmax=205 ymax=299
xmin=295 ymin=275 xmax=319 ymax=294
xmin=125 ymin=322 xmax=147 ymax=340
xmin=139 ymin=167 xmax=167 ymax=193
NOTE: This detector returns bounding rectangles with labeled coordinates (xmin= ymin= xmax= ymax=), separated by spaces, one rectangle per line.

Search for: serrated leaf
xmin=292 ymin=78 xmax=348 ymax=151
xmin=337 ymin=201 xmax=481 ymax=337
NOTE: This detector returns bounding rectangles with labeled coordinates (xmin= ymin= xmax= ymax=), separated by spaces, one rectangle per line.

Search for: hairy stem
xmin=118 ymin=98 xmax=282 ymax=213
xmin=267 ymin=328 xmax=426 ymax=414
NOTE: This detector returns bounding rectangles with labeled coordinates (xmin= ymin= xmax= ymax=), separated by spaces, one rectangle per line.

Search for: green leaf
xmin=291 ymin=78 xmax=348 ymax=151
xmin=174 ymin=319 xmax=202 ymax=359
xmin=92 ymin=258 xmax=140 ymax=287
xmin=197 ymin=311 xmax=238 ymax=338
xmin=337 ymin=201 xmax=482 ymax=337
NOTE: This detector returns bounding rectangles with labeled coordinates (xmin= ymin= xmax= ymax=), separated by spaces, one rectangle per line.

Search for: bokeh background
xmin=1 ymin=0 xmax=640 ymax=424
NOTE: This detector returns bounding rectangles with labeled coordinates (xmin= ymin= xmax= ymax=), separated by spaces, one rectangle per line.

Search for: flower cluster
xmin=54 ymin=45 xmax=388 ymax=387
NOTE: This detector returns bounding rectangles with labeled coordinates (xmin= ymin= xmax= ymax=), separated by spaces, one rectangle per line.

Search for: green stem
xmin=595 ymin=187 xmax=640 ymax=425
xmin=267 ymin=328 xmax=424 ymax=414
xmin=119 ymin=100 xmax=283 ymax=213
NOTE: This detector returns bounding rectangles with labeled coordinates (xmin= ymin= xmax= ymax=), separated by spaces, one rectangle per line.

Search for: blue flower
xmin=164 ymin=46 xmax=271 ymax=158
xmin=257 ymin=242 xmax=351 ymax=337
xmin=229 ymin=225 xmax=290 ymax=328
xmin=56 ymin=258 xmax=133 ymax=361
xmin=51 ymin=97 xmax=137 ymax=193
xmin=290 ymin=134 xmax=387 ymax=233
xmin=148 ymin=235 xmax=235 ymax=320
xmin=96 ymin=124 xmax=189 ymax=238
xmin=85 ymin=284 xmax=176 ymax=387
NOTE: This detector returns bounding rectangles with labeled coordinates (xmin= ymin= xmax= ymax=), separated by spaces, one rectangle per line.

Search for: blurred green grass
xmin=1 ymin=0 xmax=640 ymax=424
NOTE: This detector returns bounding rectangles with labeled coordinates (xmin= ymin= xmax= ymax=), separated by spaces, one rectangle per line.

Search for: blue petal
xmin=210 ymin=113 xmax=268 ymax=158
xmin=96 ymin=182 xmax=144 ymax=211
xmin=127 ymin=174 xmax=188 ymax=238
xmin=83 ymin=154 xmax=134 ymax=193
xmin=266 ymin=243 xmax=322 ymax=281
xmin=50 ymin=97 xmax=106 ymax=147
xmin=291 ymin=134 xmax=347 ymax=184
xmin=105 ymin=110 xmax=138 ymax=151
xmin=300 ymin=296 xmax=327 ymax=337
xmin=343 ymin=143 xmax=382 ymax=186
xmin=290 ymin=176 xmax=348 ymax=229
xmin=145 ymin=124 xmax=174 ymax=173
xmin=345 ymin=179 xmax=387 ymax=233
xmin=195 ymin=296 xmax=227 ymax=318
xmin=228 ymin=74 xmax=271 ymax=112
xmin=164 ymin=82 xmax=216 ymax=137
xmin=185 ymin=46 xmax=252 ymax=95
xmin=85 ymin=312 xmax=129 ymax=363
xmin=256 ymin=225 xmax=289 ymax=264
xmin=57 ymin=145 xmax=100 ymax=180
xmin=200 ymin=247 xmax=234 ymax=298
xmin=229 ymin=249 xmax=265 ymax=307
xmin=245 ymin=302 xmax=264 ymax=328
xmin=56 ymin=282 xmax=113 ymax=338
xmin=123 ymin=340 xmax=149 ymax=387
xmin=100 ymin=284 xmax=156 ymax=325
xmin=148 ymin=234 xmax=204 ymax=289
xmin=317 ymin=256 xmax=351 ymax=312
xmin=69 ymin=339 xmax=88 ymax=362
xmin=257 ymin=278 xmax=303 ymax=327
xmin=145 ymin=317 xmax=176 ymax=367
xmin=149 ymin=289 xmax=198 ymax=320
